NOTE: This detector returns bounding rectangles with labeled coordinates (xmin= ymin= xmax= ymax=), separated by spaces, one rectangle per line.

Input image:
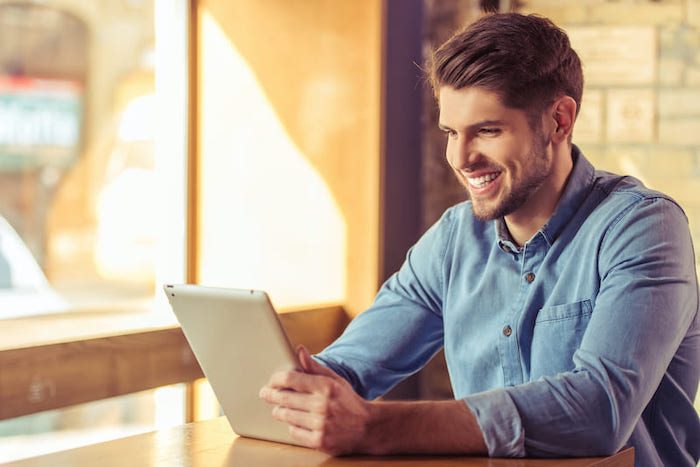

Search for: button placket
xmin=500 ymin=234 xmax=544 ymax=385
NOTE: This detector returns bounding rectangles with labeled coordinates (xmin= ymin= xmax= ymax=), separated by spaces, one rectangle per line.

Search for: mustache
xmin=460 ymin=163 xmax=503 ymax=174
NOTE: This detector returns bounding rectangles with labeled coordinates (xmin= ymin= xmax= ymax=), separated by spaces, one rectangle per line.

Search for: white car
xmin=0 ymin=215 xmax=67 ymax=318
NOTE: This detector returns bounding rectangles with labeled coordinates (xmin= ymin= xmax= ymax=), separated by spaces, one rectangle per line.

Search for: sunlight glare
xmin=198 ymin=12 xmax=346 ymax=309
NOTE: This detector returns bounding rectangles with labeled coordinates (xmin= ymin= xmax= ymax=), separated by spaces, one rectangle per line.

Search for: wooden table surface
xmin=5 ymin=417 xmax=634 ymax=467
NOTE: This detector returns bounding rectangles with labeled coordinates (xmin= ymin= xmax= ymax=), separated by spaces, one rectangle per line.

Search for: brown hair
xmin=428 ymin=13 xmax=583 ymax=125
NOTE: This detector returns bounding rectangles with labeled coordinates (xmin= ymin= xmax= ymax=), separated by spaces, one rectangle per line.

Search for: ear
xmin=550 ymin=96 xmax=577 ymax=144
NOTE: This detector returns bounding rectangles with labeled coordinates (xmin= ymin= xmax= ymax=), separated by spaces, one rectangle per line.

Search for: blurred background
xmin=0 ymin=0 xmax=698 ymax=462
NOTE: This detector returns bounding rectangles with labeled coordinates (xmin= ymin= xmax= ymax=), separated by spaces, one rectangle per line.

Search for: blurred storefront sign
xmin=0 ymin=75 xmax=82 ymax=170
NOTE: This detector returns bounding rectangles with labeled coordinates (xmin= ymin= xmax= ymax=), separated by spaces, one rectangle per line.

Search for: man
xmin=259 ymin=13 xmax=700 ymax=465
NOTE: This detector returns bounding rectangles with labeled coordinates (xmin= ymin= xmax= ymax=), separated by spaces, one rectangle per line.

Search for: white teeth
xmin=468 ymin=172 xmax=499 ymax=188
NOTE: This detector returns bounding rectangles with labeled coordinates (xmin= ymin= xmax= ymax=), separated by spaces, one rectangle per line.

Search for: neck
xmin=505 ymin=145 xmax=574 ymax=247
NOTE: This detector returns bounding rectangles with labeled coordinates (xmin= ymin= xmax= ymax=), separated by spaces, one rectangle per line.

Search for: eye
xmin=478 ymin=127 xmax=501 ymax=136
xmin=441 ymin=127 xmax=457 ymax=138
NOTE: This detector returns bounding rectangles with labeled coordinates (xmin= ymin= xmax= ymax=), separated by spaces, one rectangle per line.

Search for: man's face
xmin=438 ymin=86 xmax=553 ymax=221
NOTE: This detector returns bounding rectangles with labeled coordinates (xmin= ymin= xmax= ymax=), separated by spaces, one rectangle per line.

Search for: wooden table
xmin=4 ymin=417 xmax=634 ymax=467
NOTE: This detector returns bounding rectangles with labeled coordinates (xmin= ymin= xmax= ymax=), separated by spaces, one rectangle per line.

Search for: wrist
xmin=353 ymin=399 xmax=488 ymax=456
xmin=356 ymin=400 xmax=420 ymax=455
xmin=355 ymin=399 xmax=388 ymax=455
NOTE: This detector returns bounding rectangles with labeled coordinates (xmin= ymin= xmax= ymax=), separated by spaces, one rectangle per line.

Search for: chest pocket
xmin=530 ymin=300 xmax=592 ymax=380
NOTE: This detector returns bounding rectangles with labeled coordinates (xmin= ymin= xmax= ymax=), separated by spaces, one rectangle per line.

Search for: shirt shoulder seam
xmin=601 ymin=186 xmax=686 ymax=250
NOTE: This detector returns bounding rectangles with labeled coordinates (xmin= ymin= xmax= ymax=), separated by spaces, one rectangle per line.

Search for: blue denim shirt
xmin=315 ymin=147 xmax=700 ymax=466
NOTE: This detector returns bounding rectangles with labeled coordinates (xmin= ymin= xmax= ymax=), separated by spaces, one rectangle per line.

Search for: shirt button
xmin=525 ymin=272 xmax=535 ymax=283
xmin=500 ymin=244 xmax=510 ymax=253
xmin=503 ymin=325 xmax=512 ymax=337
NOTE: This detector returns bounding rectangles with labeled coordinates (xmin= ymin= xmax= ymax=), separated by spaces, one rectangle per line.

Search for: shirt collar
xmin=495 ymin=145 xmax=596 ymax=251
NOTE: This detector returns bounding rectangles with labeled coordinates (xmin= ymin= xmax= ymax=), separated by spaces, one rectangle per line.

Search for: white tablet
xmin=163 ymin=283 xmax=302 ymax=445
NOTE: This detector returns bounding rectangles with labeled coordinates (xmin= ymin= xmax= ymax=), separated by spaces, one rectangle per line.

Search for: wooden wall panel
xmin=0 ymin=327 xmax=202 ymax=420
xmin=0 ymin=306 xmax=348 ymax=420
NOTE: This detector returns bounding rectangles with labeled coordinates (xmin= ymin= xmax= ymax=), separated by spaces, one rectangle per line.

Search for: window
xmin=0 ymin=0 xmax=189 ymax=461
xmin=0 ymin=0 xmax=186 ymax=313
xmin=0 ymin=0 xmax=383 ymax=461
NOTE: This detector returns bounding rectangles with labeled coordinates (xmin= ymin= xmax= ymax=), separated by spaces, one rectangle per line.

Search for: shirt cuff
xmin=463 ymin=388 xmax=525 ymax=457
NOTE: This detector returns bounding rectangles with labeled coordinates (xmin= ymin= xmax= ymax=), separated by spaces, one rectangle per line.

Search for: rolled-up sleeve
xmin=463 ymin=389 xmax=525 ymax=457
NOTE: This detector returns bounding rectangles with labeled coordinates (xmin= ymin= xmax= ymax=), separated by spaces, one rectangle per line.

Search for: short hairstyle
xmin=428 ymin=13 xmax=583 ymax=124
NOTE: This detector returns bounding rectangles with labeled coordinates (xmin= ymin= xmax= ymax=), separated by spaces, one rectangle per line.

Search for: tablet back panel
xmin=164 ymin=284 xmax=300 ymax=445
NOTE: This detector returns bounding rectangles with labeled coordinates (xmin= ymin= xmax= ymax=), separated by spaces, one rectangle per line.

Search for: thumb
xmin=296 ymin=345 xmax=338 ymax=378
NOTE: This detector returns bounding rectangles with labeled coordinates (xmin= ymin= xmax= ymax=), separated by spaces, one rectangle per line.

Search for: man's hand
xmin=259 ymin=345 xmax=371 ymax=456
xmin=260 ymin=346 xmax=488 ymax=457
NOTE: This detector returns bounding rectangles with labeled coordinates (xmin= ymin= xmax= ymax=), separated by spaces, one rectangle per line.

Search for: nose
xmin=446 ymin=135 xmax=479 ymax=172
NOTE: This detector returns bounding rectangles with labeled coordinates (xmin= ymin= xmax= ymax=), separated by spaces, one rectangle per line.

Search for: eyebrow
xmin=438 ymin=119 xmax=506 ymax=132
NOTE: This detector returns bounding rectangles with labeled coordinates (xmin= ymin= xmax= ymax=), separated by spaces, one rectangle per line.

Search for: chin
xmin=470 ymin=204 xmax=503 ymax=222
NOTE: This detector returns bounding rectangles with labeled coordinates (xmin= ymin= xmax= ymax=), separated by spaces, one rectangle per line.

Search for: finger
xmin=287 ymin=424 xmax=347 ymax=457
xmin=287 ymin=424 xmax=322 ymax=450
xmin=297 ymin=345 xmax=340 ymax=378
xmin=265 ymin=369 xmax=333 ymax=395
xmin=272 ymin=405 xmax=324 ymax=431
xmin=261 ymin=386 xmax=324 ymax=412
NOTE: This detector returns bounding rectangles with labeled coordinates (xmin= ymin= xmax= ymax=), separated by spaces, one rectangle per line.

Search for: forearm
xmin=359 ymin=399 xmax=487 ymax=455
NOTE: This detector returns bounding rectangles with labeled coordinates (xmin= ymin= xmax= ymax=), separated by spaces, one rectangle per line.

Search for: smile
xmin=468 ymin=172 xmax=500 ymax=189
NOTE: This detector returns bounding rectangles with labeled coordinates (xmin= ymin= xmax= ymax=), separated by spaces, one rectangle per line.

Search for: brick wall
xmin=533 ymin=0 xmax=700 ymax=269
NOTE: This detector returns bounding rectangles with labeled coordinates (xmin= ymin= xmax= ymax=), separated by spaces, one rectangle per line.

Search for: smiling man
xmin=437 ymin=85 xmax=572 ymax=244
xmin=259 ymin=13 xmax=700 ymax=466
